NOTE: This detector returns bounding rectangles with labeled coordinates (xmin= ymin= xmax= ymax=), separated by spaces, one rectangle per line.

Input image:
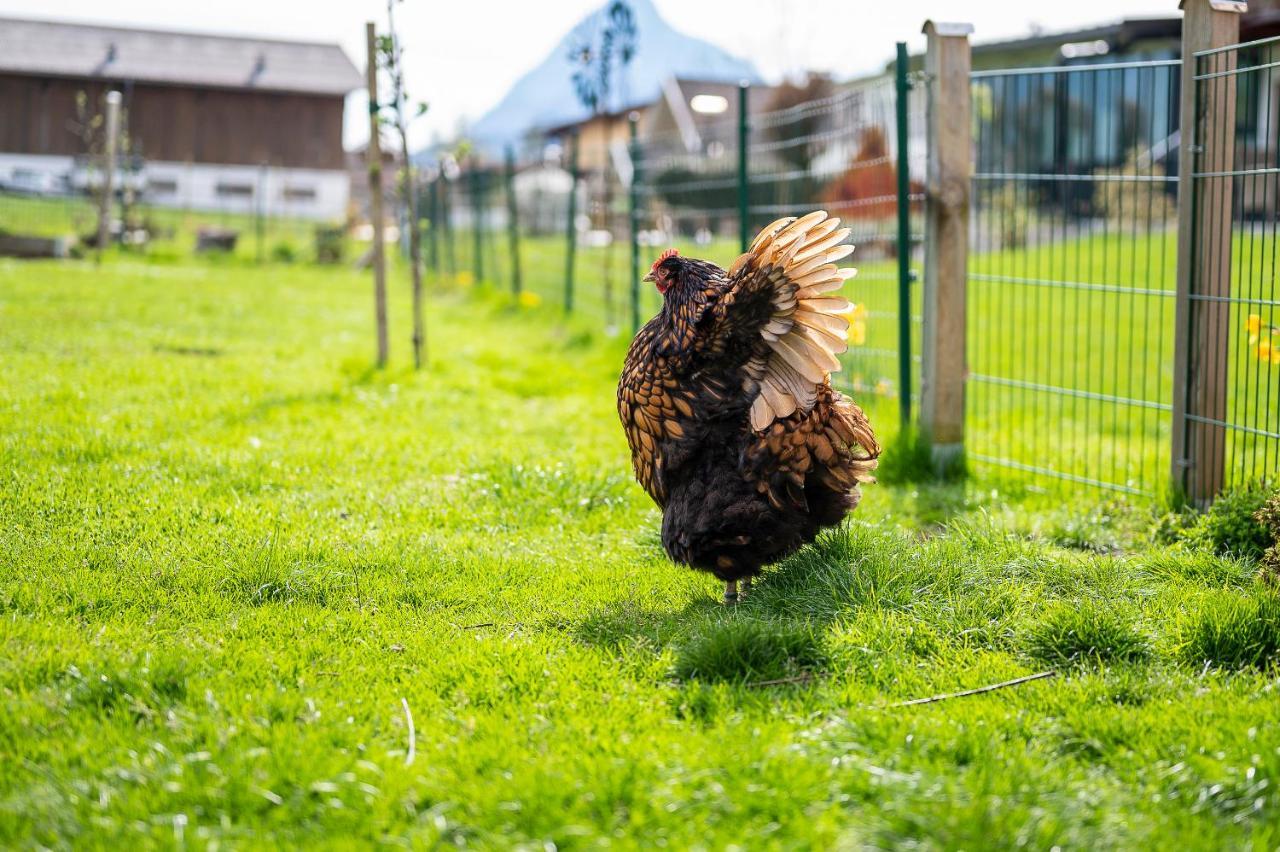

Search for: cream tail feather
xmin=730 ymin=211 xmax=858 ymax=431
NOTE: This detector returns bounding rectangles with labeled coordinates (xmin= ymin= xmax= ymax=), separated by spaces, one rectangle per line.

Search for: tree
xmin=378 ymin=2 xmax=430 ymax=369
xmin=567 ymin=0 xmax=637 ymax=115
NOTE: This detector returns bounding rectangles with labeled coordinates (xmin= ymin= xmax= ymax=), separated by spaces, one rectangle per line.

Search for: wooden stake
xmin=366 ymin=21 xmax=389 ymax=368
xmin=1171 ymin=0 xmax=1246 ymax=503
xmin=96 ymin=91 xmax=121 ymax=264
xmin=920 ymin=21 xmax=973 ymax=472
xmin=385 ymin=1 xmax=426 ymax=369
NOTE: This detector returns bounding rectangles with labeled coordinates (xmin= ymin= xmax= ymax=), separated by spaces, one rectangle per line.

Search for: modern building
xmin=0 ymin=17 xmax=362 ymax=219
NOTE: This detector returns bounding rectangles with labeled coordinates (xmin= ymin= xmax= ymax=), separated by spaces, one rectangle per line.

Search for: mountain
xmin=425 ymin=0 xmax=759 ymax=159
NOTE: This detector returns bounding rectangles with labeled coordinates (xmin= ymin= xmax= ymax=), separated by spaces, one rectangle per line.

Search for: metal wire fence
xmin=1179 ymin=35 xmax=1280 ymax=497
xmin=968 ymin=59 xmax=1183 ymax=495
xmin=740 ymin=75 xmax=926 ymax=431
xmin=436 ymin=69 xmax=928 ymax=443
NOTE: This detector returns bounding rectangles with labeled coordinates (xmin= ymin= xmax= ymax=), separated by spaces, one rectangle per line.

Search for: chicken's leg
xmin=739 ymin=577 xmax=752 ymax=599
xmin=723 ymin=580 xmax=738 ymax=604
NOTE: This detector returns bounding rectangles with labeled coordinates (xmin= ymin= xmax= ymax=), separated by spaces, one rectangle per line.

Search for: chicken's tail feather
xmin=733 ymin=210 xmax=861 ymax=431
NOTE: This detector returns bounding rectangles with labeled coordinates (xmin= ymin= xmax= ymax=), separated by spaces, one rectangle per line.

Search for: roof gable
xmin=0 ymin=17 xmax=363 ymax=96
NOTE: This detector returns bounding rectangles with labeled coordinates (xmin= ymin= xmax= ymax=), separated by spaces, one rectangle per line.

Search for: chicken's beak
xmin=642 ymin=271 xmax=655 ymax=283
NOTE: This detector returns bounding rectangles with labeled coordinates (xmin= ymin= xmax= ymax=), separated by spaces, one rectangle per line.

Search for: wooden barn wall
xmin=0 ymin=75 xmax=346 ymax=170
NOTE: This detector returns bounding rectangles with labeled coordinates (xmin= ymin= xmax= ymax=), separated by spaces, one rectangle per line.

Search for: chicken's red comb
xmin=650 ymin=247 xmax=678 ymax=273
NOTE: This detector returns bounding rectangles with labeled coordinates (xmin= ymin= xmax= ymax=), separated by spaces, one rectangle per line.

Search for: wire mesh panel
xmin=1182 ymin=37 xmax=1280 ymax=495
xmin=748 ymin=78 xmax=925 ymax=437
xmin=633 ymin=113 xmax=741 ymax=325
xmin=968 ymin=59 xmax=1181 ymax=495
xmin=0 ymin=189 xmax=97 ymax=242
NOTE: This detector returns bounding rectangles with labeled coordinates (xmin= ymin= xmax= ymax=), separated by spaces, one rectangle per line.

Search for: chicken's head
xmin=643 ymin=248 xmax=680 ymax=294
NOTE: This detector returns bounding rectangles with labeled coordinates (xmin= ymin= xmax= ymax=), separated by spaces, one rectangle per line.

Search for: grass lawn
xmin=2 ymin=252 xmax=1280 ymax=848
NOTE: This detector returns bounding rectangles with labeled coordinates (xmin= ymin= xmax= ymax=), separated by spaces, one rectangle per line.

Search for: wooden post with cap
xmin=920 ymin=21 xmax=973 ymax=472
xmin=1171 ymin=0 xmax=1246 ymax=504
xmin=96 ymin=90 xmax=121 ymax=264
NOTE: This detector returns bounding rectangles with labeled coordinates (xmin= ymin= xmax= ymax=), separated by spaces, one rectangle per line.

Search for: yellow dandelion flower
xmin=518 ymin=290 xmax=541 ymax=308
xmin=1247 ymin=313 xmax=1263 ymax=344
xmin=455 ymin=271 xmax=475 ymax=288
xmin=849 ymin=302 xmax=868 ymax=346
xmin=1256 ymin=339 xmax=1280 ymax=365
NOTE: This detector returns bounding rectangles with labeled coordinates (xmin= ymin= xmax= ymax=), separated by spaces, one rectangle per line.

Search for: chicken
xmin=617 ymin=211 xmax=880 ymax=603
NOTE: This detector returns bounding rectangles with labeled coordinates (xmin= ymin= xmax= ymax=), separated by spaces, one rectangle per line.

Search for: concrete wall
xmin=0 ymin=152 xmax=349 ymax=220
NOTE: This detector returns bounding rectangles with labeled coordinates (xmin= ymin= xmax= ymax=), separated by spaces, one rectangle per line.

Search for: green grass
xmin=3 ymin=252 xmax=1280 ymax=847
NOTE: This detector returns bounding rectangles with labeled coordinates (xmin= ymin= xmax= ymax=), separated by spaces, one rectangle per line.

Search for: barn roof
xmin=0 ymin=17 xmax=363 ymax=97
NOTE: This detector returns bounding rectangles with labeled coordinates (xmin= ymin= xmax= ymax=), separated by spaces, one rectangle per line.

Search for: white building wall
xmin=0 ymin=152 xmax=349 ymax=221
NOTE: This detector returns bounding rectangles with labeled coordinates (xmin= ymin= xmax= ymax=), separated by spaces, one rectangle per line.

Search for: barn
xmin=0 ymin=17 xmax=362 ymax=220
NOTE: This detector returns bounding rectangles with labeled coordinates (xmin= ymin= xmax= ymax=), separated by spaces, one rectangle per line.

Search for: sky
xmin=2 ymin=0 xmax=1177 ymax=150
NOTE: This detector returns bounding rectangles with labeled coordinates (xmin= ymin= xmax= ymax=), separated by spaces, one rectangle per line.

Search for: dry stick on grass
xmin=400 ymin=697 xmax=416 ymax=766
xmin=741 ymin=670 xmax=1058 ymax=701
xmin=886 ymin=671 xmax=1057 ymax=708
xmin=744 ymin=672 xmax=825 ymax=688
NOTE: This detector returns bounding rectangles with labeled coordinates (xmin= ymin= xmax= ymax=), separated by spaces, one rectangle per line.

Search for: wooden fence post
xmin=96 ymin=90 xmax=121 ymax=264
xmin=365 ymin=21 xmax=389 ymax=368
xmin=1172 ymin=0 xmax=1246 ymax=504
xmin=920 ymin=21 xmax=973 ymax=470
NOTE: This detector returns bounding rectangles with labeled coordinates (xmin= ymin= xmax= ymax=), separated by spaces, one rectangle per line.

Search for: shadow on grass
xmin=570 ymin=527 xmax=888 ymax=686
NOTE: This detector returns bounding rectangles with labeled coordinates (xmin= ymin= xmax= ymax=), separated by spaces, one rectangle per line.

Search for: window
xmin=282 ymin=185 xmax=317 ymax=202
xmin=690 ymin=94 xmax=728 ymax=115
xmin=215 ymin=182 xmax=254 ymax=199
xmin=149 ymin=179 xmax=178 ymax=195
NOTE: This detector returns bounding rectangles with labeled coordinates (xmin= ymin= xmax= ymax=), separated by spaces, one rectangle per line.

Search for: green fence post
xmin=468 ymin=165 xmax=482 ymax=284
xmin=427 ymin=175 xmax=440 ymax=276
xmin=629 ymin=112 xmax=643 ymax=333
xmin=895 ymin=41 xmax=913 ymax=430
xmin=564 ymin=130 xmax=580 ymax=314
xmin=443 ymin=176 xmax=457 ymax=278
xmin=737 ymin=82 xmax=750 ymax=252
xmin=505 ymin=146 xmax=522 ymax=298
